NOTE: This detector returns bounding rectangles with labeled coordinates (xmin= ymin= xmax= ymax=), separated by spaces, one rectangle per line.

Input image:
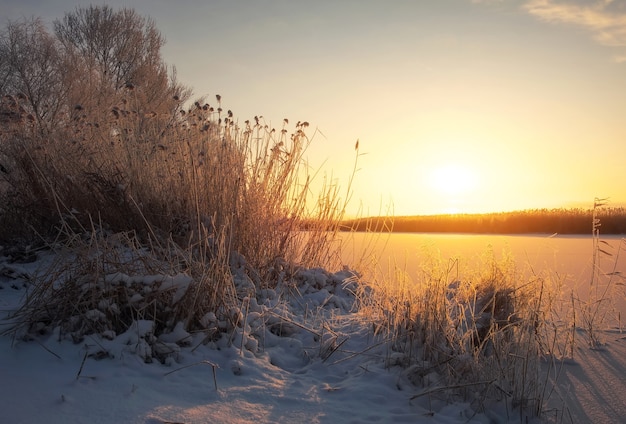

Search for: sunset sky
xmin=4 ymin=0 xmax=626 ymax=217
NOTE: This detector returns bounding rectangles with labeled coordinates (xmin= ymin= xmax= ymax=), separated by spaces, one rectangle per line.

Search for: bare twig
xmin=164 ymin=360 xmax=219 ymax=391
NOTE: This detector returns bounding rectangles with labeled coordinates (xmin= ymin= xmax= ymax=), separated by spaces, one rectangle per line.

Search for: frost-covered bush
xmin=4 ymin=230 xmax=361 ymax=365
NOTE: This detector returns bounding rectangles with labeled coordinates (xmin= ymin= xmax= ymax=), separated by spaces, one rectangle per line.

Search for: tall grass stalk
xmin=571 ymin=197 xmax=625 ymax=347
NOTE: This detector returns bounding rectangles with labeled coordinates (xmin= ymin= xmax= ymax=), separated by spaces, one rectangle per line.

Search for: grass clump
xmin=0 ymin=91 xmax=346 ymax=269
xmin=0 ymin=90 xmax=354 ymax=356
xmin=1 ymin=93 xmax=334 ymax=266
xmin=354 ymin=245 xmax=557 ymax=419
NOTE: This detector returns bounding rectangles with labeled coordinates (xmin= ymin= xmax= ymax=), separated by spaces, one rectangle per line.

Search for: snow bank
xmin=0 ymin=246 xmax=546 ymax=423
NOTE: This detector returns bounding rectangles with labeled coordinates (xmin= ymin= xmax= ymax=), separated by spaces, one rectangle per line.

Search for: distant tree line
xmin=341 ymin=208 xmax=626 ymax=235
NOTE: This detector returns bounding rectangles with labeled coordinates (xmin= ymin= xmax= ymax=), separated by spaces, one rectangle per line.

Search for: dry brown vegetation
xmin=0 ymin=7 xmax=351 ymax=346
xmin=352 ymin=247 xmax=555 ymax=417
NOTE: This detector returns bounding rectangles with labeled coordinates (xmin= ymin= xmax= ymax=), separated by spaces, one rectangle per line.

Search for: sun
xmin=428 ymin=164 xmax=478 ymax=197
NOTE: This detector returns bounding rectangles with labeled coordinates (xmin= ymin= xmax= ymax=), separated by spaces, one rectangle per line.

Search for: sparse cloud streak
xmin=524 ymin=0 xmax=626 ymax=48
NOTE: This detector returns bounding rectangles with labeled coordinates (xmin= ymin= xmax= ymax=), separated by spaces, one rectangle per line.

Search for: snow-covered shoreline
xmin=2 ymin=245 xmax=625 ymax=423
xmin=1 ymin=245 xmax=538 ymax=424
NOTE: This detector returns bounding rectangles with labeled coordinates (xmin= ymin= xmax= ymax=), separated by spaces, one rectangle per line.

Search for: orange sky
xmin=6 ymin=0 xmax=626 ymax=216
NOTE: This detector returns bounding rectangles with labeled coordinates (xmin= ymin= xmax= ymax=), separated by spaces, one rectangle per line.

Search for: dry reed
xmin=353 ymin=243 xmax=560 ymax=420
xmin=0 ymin=90 xmax=353 ymax=360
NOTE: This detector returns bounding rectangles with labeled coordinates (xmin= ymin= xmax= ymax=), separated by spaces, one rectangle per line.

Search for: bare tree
xmin=53 ymin=5 xmax=188 ymax=114
xmin=0 ymin=18 xmax=66 ymax=132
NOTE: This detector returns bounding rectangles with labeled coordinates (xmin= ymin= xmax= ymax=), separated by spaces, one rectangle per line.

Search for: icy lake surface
xmin=341 ymin=232 xmax=626 ymax=328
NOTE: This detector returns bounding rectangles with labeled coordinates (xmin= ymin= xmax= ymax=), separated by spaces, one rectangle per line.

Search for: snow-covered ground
xmin=542 ymin=329 xmax=626 ymax=424
xmin=0 ymin=247 xmax=623 ymax=424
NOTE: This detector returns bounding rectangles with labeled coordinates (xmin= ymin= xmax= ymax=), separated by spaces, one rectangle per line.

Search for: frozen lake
xmin=339 ymin=232 xmax=626 ymax=328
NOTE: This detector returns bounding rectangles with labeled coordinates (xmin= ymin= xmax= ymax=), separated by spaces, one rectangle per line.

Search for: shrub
xmin=354 ymin=246 xmax=556 ymax=417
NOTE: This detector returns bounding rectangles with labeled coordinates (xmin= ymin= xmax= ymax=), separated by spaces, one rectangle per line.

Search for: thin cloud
xmin=524 ymin=0 xmax=626 ymax=47
xmin=613 ymin=54 xmax=626 ymax=63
